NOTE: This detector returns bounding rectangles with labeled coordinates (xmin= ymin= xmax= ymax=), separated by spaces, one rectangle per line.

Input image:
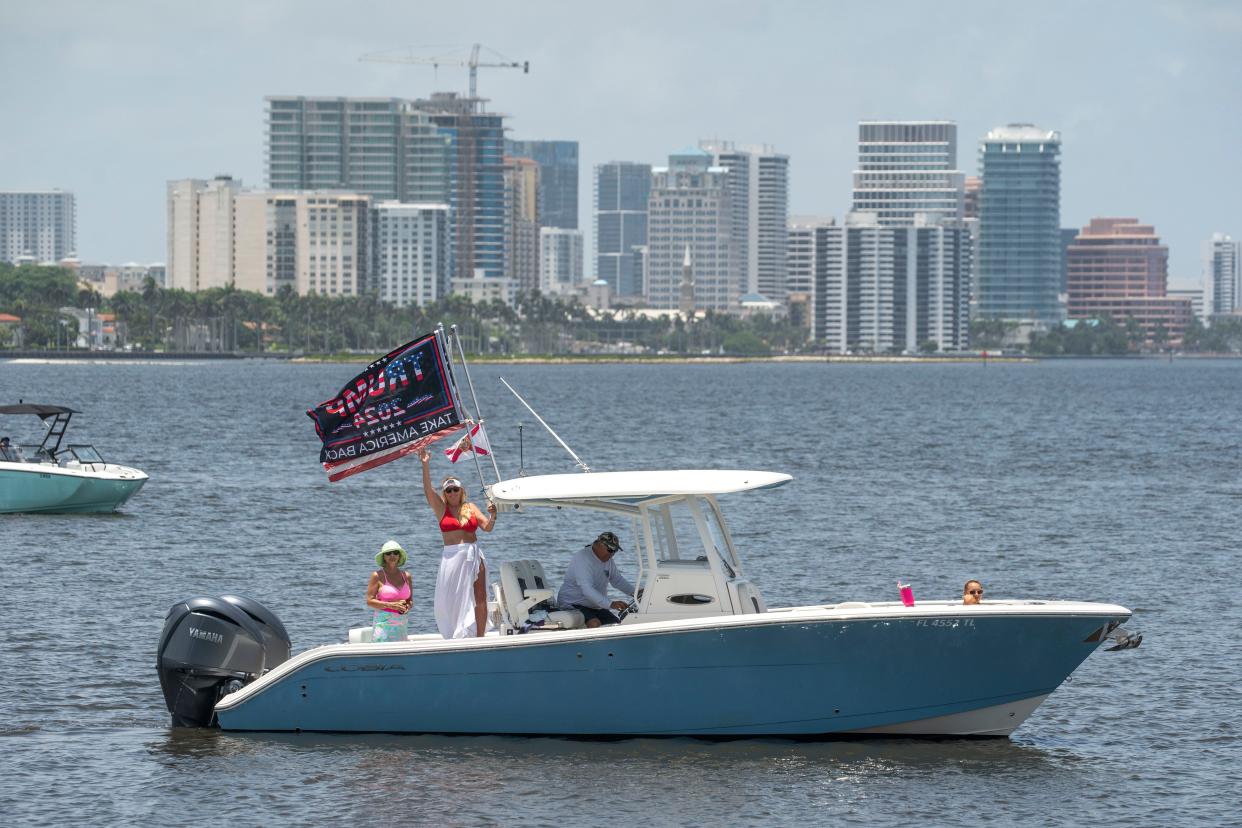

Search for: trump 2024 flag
xmin=307 ymin=333 xmax=465 ymax=482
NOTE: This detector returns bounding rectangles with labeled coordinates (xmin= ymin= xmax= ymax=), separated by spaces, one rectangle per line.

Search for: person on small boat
xmin=419 ymin=450 xmax=497 ymax=639
xmin=963 ymin=580 xmax=985 ymax=605
xmin=0 ymin=437 xmax=15 ymax=462
xmin=366 ymin=540 xmax=412 ymax=642
xmin=557 ymin=531 xmax=636 ymax=628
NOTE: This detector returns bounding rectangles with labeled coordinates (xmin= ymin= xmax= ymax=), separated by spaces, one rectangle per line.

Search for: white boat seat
xmin=496 ymin=559 xmax=584 ymax=632
xmin=348 ymin=626 xmax=374 ymax=644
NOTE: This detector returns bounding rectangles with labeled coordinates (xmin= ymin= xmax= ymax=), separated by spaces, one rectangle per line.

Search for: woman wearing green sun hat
xmin=366 ymin=539 xmax=412 ymax=642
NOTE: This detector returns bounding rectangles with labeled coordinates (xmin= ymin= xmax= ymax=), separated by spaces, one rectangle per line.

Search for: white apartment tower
xmin=787 ymin=216 xmax=835 ymax=338
xmin=814 ymin=212 xmax=971 ymax=354
xmin=539 ymin=227 xmax=583 ymax=295
xmin=851 ymin=121 xmax=964 ymax=225
xmin=646 ymin=148 xmax=739 ymax=311
xmin=167 ymin=177 xmax=242 ymax=291
xmin=1202 ymin=233 xmax=1240 ymax=317
xmin=699 ymin=140 xmax=789 ymax=303
xmin=372 ymin=202 xmax=449 ymax=307
xmin=0 ymin=190 xmax=76 ymax=264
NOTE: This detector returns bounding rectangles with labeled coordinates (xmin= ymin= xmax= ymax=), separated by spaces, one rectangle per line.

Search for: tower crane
xmin=359 ymin=43 xmax=529 ymax=99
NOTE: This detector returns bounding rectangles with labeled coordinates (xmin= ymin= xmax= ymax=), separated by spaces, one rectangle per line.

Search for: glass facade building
xmin=414 ymin=94 xmax=506 ymax=281
xmin=852 ymin=122 xmax=963 ymax=226
xmin=977 ymin=124 xmax=1063 ymax=325
xmin=594 ymin=162 xmax=652 ymax=296
xmin=505 ymin=140 xmax=579 ymax=230
xmin=265 ymin=97 xmax=450 ymax=203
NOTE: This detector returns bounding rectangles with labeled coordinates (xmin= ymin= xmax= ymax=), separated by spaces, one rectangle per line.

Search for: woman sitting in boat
xmin=419 ymin=450 xmax=497 ymax=639
xmin=366 ymin=540 xmax=412 ymax=642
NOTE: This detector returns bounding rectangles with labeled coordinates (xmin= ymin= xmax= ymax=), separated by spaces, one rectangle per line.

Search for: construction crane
xmin=359 ymin=43 xmax=528 ymax=99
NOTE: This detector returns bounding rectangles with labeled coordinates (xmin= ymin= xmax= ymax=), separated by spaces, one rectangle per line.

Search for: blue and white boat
xmin=0 ymin=403 xmax=148 ymax=514
xmin=160 ymin=469 xmax=1133 ymax=737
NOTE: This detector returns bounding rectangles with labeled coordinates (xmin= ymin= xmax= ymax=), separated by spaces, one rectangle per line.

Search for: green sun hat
xmin=375 ymin=539 xmax=407 ymax=567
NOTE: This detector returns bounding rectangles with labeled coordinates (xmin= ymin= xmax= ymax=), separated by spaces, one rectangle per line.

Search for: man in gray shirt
xmin=557 ymin=531 xmax=636 ymax=628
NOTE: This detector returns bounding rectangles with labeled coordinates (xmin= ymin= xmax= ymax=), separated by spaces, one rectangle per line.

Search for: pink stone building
xmin=1066 ymin=217 xmax=1192 ymax=346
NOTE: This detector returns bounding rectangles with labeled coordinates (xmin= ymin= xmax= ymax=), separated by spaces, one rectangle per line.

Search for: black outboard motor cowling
xmin=156 ymin=596 xmax=291 ymax=727
xmin=220 ymin=593 xmax=292 ymax=666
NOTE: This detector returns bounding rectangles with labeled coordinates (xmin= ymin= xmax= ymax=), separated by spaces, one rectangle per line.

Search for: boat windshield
xmin=60 ymin=445 xmax=104 ymax=464
xmin=647 ymin=496 xmax=738 ymax=575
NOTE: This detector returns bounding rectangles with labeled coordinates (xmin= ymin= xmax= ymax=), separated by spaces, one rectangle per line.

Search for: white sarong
xmin=435 ymin=541 xmax=485 ymax=639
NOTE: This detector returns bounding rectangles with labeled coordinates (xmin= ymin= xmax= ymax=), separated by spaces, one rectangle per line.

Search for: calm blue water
xmin=1 ymin=358 xmax=1239 ymax=826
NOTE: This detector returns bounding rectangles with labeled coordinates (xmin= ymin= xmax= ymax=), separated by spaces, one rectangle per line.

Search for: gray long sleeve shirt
xmin=557 ymin=547 xmax=636 ymax=609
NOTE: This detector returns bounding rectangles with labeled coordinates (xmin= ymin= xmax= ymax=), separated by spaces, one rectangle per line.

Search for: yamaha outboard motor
xmin=156 ymin=595 xmax=292 ymax=727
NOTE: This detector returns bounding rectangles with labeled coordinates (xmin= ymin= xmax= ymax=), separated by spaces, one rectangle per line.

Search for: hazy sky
xmin=2 ymin=0 xmax=1238 ymax=284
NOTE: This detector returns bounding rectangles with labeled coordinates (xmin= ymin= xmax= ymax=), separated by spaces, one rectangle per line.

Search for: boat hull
xmin=215 ymin=605 xmax=1128 ymax=737
xmin=0 ymin=463 xmax=147 ymax=514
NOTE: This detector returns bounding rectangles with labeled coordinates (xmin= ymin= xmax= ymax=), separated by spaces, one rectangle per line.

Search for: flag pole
xmin=435 ymin=323 xmax=480 ymax=493
xmin=449 ymin=324 xmax=501 ymax=493
xmin=435 ymin=323 xmax=468 ymax=424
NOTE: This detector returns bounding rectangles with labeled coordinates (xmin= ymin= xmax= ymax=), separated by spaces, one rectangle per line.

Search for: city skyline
xmin=2 ymin=1 xmax=1239 ymax=284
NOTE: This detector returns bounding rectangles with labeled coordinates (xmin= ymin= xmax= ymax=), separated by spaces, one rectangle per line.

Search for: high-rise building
xmin=240 ymin=192 xmax=370 ymax=298
xmin=505 ymin=140 xmax=579 ymax=230
xmin=787 ymin=216 xmax=835 ymax=337
xmin=977 ymin=124 xmax=1063 ymax=325
xmin=539 ymin=228 xmax=584 ymax=295
xmin=168 ymin=178 xmax=375 ymax=298
xmin=594 ymin=161 xmax=651 ymax=296
xmin=1 ymin=190 xmax=76 ymax=264
xmin=1066 ymin=217 xmax=1192 ymax=345
xmin=852 ymin=122 xmax=964 ymax=226
xmin=503 ymin=156 xmax=540 ymax=293
xmin=265 ymin=97 xmax=451 ymax=202
xmin=645 ymin=148 xmax=739 ymax=311
xmin=813 ymin=212 xmax=971 ymax=354
xmin=412 ymin=93 xmax=506 ymax=283
xmin=167 ymin=176 xmax=242 ymax=291
xmin=1202 ymin=232 xmax=1240 ymax=317
xmin=372 ymin=202 xmax=449 ymax=307
xmin=699 ymin=140 xmax=789 ymax=302
xmin=265 ymin=93 xmax=503 ymax=287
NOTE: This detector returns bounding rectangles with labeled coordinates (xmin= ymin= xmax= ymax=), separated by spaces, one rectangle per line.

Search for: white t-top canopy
xmin=490 ymin=470 xmax=792 ymax=505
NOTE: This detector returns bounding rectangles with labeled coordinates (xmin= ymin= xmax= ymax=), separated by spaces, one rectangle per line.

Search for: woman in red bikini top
xmin=419 ymin=449 xmax=497 ymax=638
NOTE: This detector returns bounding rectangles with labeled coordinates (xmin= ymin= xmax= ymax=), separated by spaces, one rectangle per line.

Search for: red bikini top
xmin=439 ymin=508 xmax=479 ymax=533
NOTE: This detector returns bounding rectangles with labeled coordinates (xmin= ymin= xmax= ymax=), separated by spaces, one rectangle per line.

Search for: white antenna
xmin=499 ymin=377 xmax=590 ymax=472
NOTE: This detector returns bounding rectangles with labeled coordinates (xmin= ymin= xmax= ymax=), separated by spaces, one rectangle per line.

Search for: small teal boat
xmin=0 ymin=403 xmax=147 ymax=514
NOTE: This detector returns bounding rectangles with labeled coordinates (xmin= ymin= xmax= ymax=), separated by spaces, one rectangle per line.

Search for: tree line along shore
xmin=4 ymin=262 xmax=1241 ymax=358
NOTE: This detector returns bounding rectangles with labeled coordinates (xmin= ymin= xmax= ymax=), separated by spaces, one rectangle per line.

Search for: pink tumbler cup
xmin=898 ymin=582 xmax=914 ymax=607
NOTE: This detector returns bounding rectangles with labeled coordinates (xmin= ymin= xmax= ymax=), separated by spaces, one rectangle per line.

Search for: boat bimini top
xmin=489 ymin=469 xmax=792 ymax=510
xmin=488 ymin=470 xmax=792 ymax=627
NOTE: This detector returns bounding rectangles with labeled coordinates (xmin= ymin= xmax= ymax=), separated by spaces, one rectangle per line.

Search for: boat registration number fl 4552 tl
xmin=158 ymin=469 xmax=1135 ymax=738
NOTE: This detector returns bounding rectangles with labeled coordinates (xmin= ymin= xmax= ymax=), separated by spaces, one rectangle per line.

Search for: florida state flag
xmin=445 ymin=422 xmax=491 ymax=463
xmin=307 ymin=333 xmax=465 ymax=482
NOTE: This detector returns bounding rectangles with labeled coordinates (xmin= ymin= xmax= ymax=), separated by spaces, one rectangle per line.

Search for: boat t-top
xmin=159 ymin=467 xmax=1134 ymax=737
xmin=0 ymin=403 xmax=148 ymax=514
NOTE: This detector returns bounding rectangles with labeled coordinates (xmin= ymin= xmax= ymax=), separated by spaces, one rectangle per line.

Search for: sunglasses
xmin=967 ymin=589 xmax=983 ymax=595
xmin=384 ymin=550 xmax=401 ymax=556
xmin=443 ymin=487 xmax=461 ymax=493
